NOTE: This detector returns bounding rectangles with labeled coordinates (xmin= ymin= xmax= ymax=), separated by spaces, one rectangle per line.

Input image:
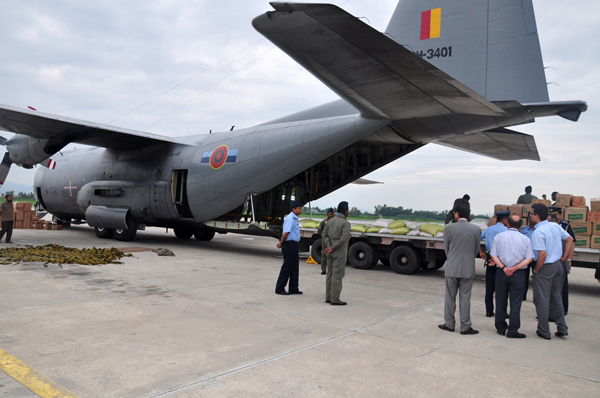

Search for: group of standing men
xmin=275 ymin=200 xmax=351 ymax=306
xmin=440 ymin=202 xmax=574 ymax=339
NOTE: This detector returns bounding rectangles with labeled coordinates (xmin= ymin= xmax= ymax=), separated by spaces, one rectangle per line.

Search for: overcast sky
xmin=0 ymin=0 xmax=598 ymax=215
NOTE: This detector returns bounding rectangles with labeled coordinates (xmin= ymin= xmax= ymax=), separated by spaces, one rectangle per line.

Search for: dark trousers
xmin=275 ymin=241 xmax=299 ymax=293
xmin=485 ymin=256 xmax=496 ymax=313
xmin=562 ymin=272 xmax=569 ymax=314
xmin=495 ymin=267 xmax=527 ymax=335
xmin=0 ymin=221 xmax=13 ymax=242
xmin=523 ymin=264 xmax=532 ymax=300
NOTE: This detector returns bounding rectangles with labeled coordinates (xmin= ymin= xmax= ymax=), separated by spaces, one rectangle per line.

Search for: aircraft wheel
xmin=194 ymin=230 xmax=215 ymax=241
xmin=114 ymin=215 xmax=137 ymax=242
xmin=310 ymin=238 xmax=322 ymax=264
xmin=174 ymin=229 xmax=193 ymax=239
xmin=389 ymin=245 xmax=422 ymax=275
xmin=348 ymin=241 xmax=378 ymax=270
xmin=95 ymin=227 xmax=114 ymax=239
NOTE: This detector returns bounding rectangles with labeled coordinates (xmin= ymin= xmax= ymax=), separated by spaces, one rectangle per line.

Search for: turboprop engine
xmin=5 ymin=134 xmax=66 ymax=168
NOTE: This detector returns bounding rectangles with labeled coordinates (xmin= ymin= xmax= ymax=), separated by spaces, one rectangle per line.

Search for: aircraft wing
xmin=434 ymin=128 xmax=540 ymax=161
xmin=0 ymin=103 xmax=188 ymax=150
xmin=252 ymin=3 xmax=507 ymax=121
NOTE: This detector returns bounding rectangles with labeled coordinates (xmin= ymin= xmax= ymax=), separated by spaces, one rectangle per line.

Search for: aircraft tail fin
xmin=386 ymin=0 xmax=549 ymax=103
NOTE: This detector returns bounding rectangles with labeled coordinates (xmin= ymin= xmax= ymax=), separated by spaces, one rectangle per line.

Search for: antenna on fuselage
xmin=230 ymin=125 xmax=235 ymax=131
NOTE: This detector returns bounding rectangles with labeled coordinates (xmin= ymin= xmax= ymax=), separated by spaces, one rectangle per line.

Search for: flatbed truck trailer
xmin=298 ymin=227 xmax=600 ymax=275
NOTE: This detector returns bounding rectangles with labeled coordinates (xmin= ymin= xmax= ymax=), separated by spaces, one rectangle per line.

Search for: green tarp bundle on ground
xmin=0 ymin=244 xmax=132 ymax=267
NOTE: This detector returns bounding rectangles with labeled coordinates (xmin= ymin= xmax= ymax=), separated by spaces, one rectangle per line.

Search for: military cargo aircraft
xmin=0 ymin=0 xmax=588 ymax=241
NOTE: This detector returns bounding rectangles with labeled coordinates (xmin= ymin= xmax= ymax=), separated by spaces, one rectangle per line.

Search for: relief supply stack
xmin=553 ymin=195 xmax=599 ymax=249
xmin=12 ymin=202 xmax=62 ymax=231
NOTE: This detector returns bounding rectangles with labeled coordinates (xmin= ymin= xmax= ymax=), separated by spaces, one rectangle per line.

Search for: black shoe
xmin=289 ymin=291 xmax=303 ymax=295
xmin=536 ymin=330 xmax=550 ymax=340
xmin=507 ymin=332 xmax=526 ymax=339
xmin=330 ymin=301 xmax=347 ymax=306
xmin=460 ymin=328 xmax=479 ymax=335
xmin=555 ymin=331 xmax=568 ymax=337
xmin=548 ymin=318 xmax=555 ymax=323
xmin=321 ymin=271 xmax=326 ymax=275
xmin=486 ymin=312 xmax=494 ymax=317
xmin=438 ymin=324 xmax=455 ymax=332
xmin=325 ymin=300 xmax=330 ymax=303
xmin=497 ymin=330 xmax=506 ymax=336
xmin=275 ymin=291 xmax=289 ymax=295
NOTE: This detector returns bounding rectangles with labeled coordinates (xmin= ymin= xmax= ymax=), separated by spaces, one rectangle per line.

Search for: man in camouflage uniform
xmin=323 ymin=201 xmax=351 ymax=306
xmin=317 ymin=208 xmax=334 ymax=275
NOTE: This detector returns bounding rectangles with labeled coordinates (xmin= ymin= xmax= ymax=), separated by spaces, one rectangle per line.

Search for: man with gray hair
xmin=490 ymin=215 xmax=534 ymax=338
xmin=439 ymin=204 xmax=482 ymax=335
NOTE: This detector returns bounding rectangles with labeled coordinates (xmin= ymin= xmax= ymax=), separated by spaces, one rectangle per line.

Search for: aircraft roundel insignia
xmin=209 ymin=145 xmax=229 ymax=169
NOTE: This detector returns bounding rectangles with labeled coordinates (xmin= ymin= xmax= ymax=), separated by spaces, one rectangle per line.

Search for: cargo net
xmin=0 ymin=244 xmax=133 ymax=267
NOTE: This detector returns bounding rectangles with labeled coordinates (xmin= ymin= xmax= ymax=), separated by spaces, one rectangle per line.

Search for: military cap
xmin=548 ymin=206 xmax=563 ymax=215
xmin=326 ymin=208 xmax=334 ymax=213
xmin=337 ymin=201 xmax=349 ymax=212
xmin=290 ymin=200 xmax=302 ymax=208
xmin=495 ymin=210 xmax=511 ymax=217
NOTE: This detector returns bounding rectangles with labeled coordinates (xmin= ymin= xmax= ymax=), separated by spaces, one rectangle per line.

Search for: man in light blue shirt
xmin=530 ymin=203 xmax=574 ymax=340
xmin=275 ymin=200 xmax=303 ymax=295
xmin=480 ymin=211 xmax=509 ymax=317
xmin=490 ymin=215 xmax=534 ymax=338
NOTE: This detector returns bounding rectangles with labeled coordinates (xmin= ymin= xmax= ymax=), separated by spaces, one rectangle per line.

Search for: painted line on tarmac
xmin=0 ymin=349 xmax=80 ymax=398
xmin=145 ymin=298 xmax=443 ymax=398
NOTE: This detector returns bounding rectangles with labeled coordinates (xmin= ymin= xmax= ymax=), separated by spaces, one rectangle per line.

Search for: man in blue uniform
xmin=480 ymin=210 xmax=509 ymax=317
xmin=275 ymin=200 xmax=303 ymax=295
xmin=520 ymin=216 xmax=536 ymax=300
xmin=547 ymin=207 xmax=575 ymax=315
xmin=530 ymin=204 xmax=574 ymax=339
xmin=490 ymin=215 xmax=534 ymax=338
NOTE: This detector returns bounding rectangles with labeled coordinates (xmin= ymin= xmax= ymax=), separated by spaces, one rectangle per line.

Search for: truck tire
xmin=435 ymin=252 xmax=447 ymax=269
xmin=95 ymin=227 xmax=113 ymax=239
xmin=310 ymin=238 xmax=322 ymax=264
xmin=421 ymin=252 xmax=446 ymax=271
xmin=389 ymin=245 xmax=422 ymax=275
xmin=348 ymin=241 xmax=378 ymax=270
xmin=113 ymin=215 xmax=137 ymax=242
xmin=194 ymin=230 xmax=215 ymax=241
xmin=174 ymin=229 xmax=193 ymax=239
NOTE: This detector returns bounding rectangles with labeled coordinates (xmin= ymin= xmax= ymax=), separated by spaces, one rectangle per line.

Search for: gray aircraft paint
xmin=0 ymin=1 xmax=588 ymax=241
xmin=386 ymin=0 xmax=549 ymax=103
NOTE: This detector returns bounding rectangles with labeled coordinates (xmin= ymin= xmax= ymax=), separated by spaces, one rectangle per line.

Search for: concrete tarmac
xmin=1 ymin=225 xmax=599 ymax=397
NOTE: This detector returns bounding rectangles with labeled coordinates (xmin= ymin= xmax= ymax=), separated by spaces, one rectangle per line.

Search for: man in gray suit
xmin=439 ymin=204 xmax=482 ymax=335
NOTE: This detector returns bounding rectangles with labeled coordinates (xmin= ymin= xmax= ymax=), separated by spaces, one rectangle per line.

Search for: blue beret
xmin=337 ymin=201 xmax=349 ymax=212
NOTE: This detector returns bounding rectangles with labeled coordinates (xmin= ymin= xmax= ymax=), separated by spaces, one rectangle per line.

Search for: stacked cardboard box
xmin=12 ymin=202 xmax=62 ymax=231
xmin=14 ymin=202 xmax=36 ymax=229
xmin=552 ymin=195 xmax=600 ymax=249
xmin=591 ymin=199 xmax=600 ymax=249
xmin=492 ymin=197 xmax=600 ymax=249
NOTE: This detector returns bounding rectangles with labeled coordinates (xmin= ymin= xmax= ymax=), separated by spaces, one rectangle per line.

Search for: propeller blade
xmin=0 ymin=152 xmax=12 ymax=187
xmin=0 ymin=136 xmax=7 ymax=146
